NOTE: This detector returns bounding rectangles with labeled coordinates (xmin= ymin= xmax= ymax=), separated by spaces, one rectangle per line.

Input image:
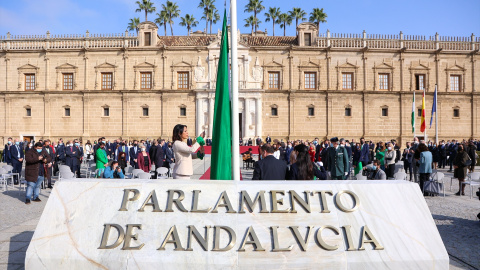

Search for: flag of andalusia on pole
xmin=210 ymin=10 xmax=232 ymax=180
xmin=420 ymin=89 xmax=426 ymax=133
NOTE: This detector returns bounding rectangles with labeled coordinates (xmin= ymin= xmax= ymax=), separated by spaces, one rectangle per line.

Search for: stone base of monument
xmin=26 ymin=179 xmax=448 ymax=269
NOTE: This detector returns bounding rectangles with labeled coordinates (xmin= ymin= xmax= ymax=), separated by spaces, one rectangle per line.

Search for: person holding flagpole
xmin=171 ymin=124 xmax=205 ymax=179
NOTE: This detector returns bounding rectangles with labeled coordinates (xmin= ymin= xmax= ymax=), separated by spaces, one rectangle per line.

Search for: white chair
xmin=150 ymin=164 xmax=156 ymax=173
xmin=355 ymin=173 xmax=367 ymax=180
xmin=61 ymin=171 xmax=75 ymax=179
xmin=463 ymin=172 xmax=480 ymax=199
xmin=430 ymin=172 xmax=445 ymax=197
xmin=156 ymin=167 xmax=169 ymax=179
xmin=394 ymin=163 xmax=404 ymax=174
xmin=132 ymin=169 xmax=144 ymax=178
xmin=2 ymin=164 xmax=18 ymax=187
xmin=169 ymin=163 xmax=175 ymax=177
xmin=19 ymin=168 xmax=28 ymax=192
xmin=124 ymin=167 xmax=134 ymax=179
xmin=0 ymin=168 xmax=9 ymax=191
xmin=393 ymin=172 xmax=407 ymax=181
xmin=137 ymin=172 xmax=151 ymax=179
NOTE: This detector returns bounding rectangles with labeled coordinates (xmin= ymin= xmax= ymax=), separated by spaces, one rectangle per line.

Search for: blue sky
xmin=0 ymin=0 xmax=479 ymax=38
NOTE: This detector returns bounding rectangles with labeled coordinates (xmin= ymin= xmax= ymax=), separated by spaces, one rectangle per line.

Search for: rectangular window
xmin=140 ymin=72 xmax=152 ymax=90
xmin=304 ymin=33 xmax=311 ymax=46
xmin=25 ymin=74 xmax=35 ymax=91
xmin=63 ymin=73 xmax=73 ymax=90
xmin=144 ymin=32 xmax=151 ymax=46
xmin=304 ymin=72 xmax=316 ymax=90
xmin=415 ymin=74 xmax=425 ymax=90
xmin=308 ymin=107 xmax=315 ymax=116
xmin=271 ymin=107 xmax=278 ymax=116
xmin=342 ymin=72 xmax=353 ymax=90
xmin=180 ymin=107 xmax=186 ymax=116
xmin=26 ymin=108 xmax=31 ymax=117
xmin=345 ymin=108 xmax=352 ymax=116
xmin=450 ymin=75 xmax=460 ymax=91
xmin=453 ymin=109 xmax=460 ymax=118
xmin=379 ymin=73 xmax=389 ymax=90
xmin=104 ymin=107 xmax=110 ymax=117
xmin=268 ymin=72 xmax=280 ymax=90
xmin=418 ymin=109 xmax=422 ymax=117
xmin=143 ymin=107 xmax=149 ymax=117
xmin=65 ymin=108 xmax=71 ymax=117
xmin=102 ymin=73 xmax=113 ymax=90
xmin=382 ymin=108 xmax=388 ymax=117
xmin=177 ymin=72 xmax=189 ymax=90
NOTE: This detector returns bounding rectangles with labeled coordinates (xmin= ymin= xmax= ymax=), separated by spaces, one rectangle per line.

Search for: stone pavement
xmin=0 ymin=159 xmax=479 ymax=270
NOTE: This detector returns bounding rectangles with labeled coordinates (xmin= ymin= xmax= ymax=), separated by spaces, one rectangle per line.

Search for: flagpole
xmin=435 ymin=84 xmax=438 ymax=145
xmin=230 ymin=0 xmax=240 ymax=181
xmin=423 ymin=88 xmax=427 ymax=141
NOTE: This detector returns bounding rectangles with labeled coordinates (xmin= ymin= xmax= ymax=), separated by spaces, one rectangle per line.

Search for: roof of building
xmin=157 ymin=36 xmax=216 ymax=46
xmin=156 ymin=35 xmax=298 ymax=47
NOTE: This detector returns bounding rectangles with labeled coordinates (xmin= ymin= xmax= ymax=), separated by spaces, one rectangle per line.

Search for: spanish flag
xmin=420 ymin=89 xmax=426 ymax=133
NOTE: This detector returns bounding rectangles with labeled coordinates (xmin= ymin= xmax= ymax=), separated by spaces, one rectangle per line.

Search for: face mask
xmin=36 ymin=149 xmax=42 ymax=153
xmin=388 ymin=147 xmax=392 ymax=150
xmin=8 ymin=141 xmax=12 ymax=145
xmin=75 ymin=143 xmax=80 ymax=146
xmin=372 ymin=165 xmax=377 ymax=170
xmin=287 ymin=145 xmax=292 ymax=148
xmin=134 ymin=144 xmax=138 ymax=147
xmin=59 ymin=143 xmax=63 ymax=145
xmin=330 ymin=143 xmax=333 ymax=147
xmin=15 ymin=142 xmax=20 ymax=145
xmin=340 ymin=145 xmax=345 ymax=148
xmin=142 ymin=148 xmax=146 ymax=152
xmin=102 ymin=141 xmax=106 ymax=144
xmin=70 ymin=144 xmax=73 ymax=147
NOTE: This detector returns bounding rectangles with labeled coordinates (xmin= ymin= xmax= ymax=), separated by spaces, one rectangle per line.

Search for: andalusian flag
xmin=411 ymin=91 xmax=415 ymax=133
xmin=429 ymin=85 xmax=437 ymax=128
xmin=210 ymin=10 xmax=232 ymax=180
xmin=420 ymin=89 xmax=426 ymax=133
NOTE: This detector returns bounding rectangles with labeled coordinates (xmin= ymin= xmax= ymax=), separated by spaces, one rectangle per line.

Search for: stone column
xmin=208 ymin=97 xmax=214 ymax=138
xmin=43 ymin=95 xmax=51 ymax=137
xmin=44 ymin=54 xmax=49 ymax=91
xmin=83 ymin=54 xmax=88 ymax=90
xmin=83 ymin=95 xmax=89 ymax=137
xmin=196 ymin=97 xmax=203 ymax=136
xmin=4 ymin=57 xmax=9 ymax=91
xmin=245 ymin=98 xmax=251 ymax=139
xmin=255 ymin=97 xmax=262 ymax=137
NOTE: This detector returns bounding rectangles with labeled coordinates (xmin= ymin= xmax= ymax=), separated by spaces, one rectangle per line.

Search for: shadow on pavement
xmin=7 ymin=231 xmax=34 ymax=270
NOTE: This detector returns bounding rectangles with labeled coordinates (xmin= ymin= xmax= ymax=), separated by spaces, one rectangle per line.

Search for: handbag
xmin=464 ymin=155 xmax=472 ymax=166
xmin=424 ymin=180 xmax=443 ymax=195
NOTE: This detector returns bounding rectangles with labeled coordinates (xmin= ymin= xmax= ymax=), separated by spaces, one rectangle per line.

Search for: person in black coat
xmin=129 ymin=140 xmax=140 ymax=169
xmin=252 ymin=144 xmax=288 ymax=180
xmin=153 ymin=141 xmax=164 ymax=178
xmin=265 ymin=135 xmax=272 ymax=144
xmin=43 ymin=140 xmax=56 ymax=188
xmin=10 ymin=139 xmax=25 ymax=184
xmin=288 ymin=144 xmax=327 ymax=180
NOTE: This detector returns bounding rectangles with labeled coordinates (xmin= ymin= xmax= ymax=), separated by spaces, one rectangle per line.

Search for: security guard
xmin=326 ymin=137 xmax=349 ymax=180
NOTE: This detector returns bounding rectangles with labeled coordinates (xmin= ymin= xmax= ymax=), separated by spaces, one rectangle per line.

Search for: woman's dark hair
xmin=172 ymin=124 xmax=187 ymax=142
xmin=111 ymin=161 xmax=118 ymax=168
xmin=86 ymin=140 xmax=91 ymax=145
xmin=119 ymin=152 xmax=126 ymax=160
xmin=294 ymin=144 xmax=313 ymax=180
xmin=418 ymin=143 xmax=429 ymax=152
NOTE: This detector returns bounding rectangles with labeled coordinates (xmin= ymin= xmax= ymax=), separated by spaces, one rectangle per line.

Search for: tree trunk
xmin=272 ymin=21 xmax=275 ymax=36
xmin=210 ymin=21 xmax=212 ymax=35
xmin=254 ymin=11 xmax=257 ymax=32
xmin=145 ymin=10 xmax=148 ymax=22
xmin=188 ymin=26 xmax=190 ymax=36
xmin=283 ymin=23 xmax=286 ymax=36
xmin=164 ymin=24 xmax=167 ymax=36
xmin=170 ymin=23 xmax=174 ymax=36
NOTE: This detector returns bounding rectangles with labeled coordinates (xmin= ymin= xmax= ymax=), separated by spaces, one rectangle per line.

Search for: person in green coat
xmin=325 ymin=137 xmax=350 ymax=180
xmin=375 ymin=142 xmax=386 ymax=171
xmin=95 ymin=142 xmax=108 ymax=177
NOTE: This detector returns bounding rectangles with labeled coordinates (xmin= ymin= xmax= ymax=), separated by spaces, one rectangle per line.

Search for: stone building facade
xmin=0 ymin=22 xmax=479 ymax=146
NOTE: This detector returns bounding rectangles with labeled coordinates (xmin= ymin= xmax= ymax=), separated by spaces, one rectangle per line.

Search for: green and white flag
xmin=210 ymin=10 xmax=232 ymax=180
xmin=411 ymin=91 xmax=415 ymax=133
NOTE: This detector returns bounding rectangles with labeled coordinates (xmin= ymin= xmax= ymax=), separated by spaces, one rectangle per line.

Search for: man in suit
xmin=255 ymin=136 xmax=262 ymax=146
xmin=115 ymin=142 xmax=129 ymax=162
xmin=129 ymin=140 xmax=140 ymax=168
xmin=153 ymin=140 xmax=165 ymax=178
xmin=206 ymin=138 xmax=212 ymax=146
xmin=187 ymin=137 xmax=193 ymax=146
xmin=359 ymin=138 xmax=370 ymax=167
xmin=10 ymin=138 xmax=24 ymax=184
xmin=66 ymin=141 xmax=81 ymax=177
xmin=43 ymin=140 xmax=56 ymax=188
xmin=164 ymin=142 xmax=174 ymax=177
xmin=149 ymin=140 xmax=157 ymax=164
xmin=105 ymin=139 xmax=114 ymax=159
xmin=3 ymin=137 xmax=13 ymax=165
xmin=252 ymin=144 xmax=288 ymax=180
xmin=265 ymin=135 xmax=272 ymax=144
xmin=326 ymin=137 xmax=349 ymax=180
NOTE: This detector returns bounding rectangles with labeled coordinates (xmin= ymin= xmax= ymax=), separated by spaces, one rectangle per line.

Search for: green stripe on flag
xmin=210 ymin=10 xmax=232 ymax=180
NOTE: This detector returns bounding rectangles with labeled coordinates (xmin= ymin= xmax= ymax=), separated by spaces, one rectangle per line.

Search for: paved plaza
xmin=0 ymin=158 xmax=479 ymax=270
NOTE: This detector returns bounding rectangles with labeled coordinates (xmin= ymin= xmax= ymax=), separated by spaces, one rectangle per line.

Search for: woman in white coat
xmin=172 ymin=124 xmax=205 ymax=179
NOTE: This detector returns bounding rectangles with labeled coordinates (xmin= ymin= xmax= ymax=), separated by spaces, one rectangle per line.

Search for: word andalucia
xmin=98 ymin=189 xmax=384 ymax=252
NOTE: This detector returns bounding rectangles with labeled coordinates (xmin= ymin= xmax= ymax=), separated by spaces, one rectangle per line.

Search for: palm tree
xmin=264 ymin=7 xmax=281 ymax=36
xmin=135 ymin=0 xmax=156 ymax=22
xmin=278 ymin=13 xmax=292 ymax=36
xmin=288 ymin=7 xmax=307 ymax=33
xmin=162 ymin=1 xmax=180 ymax=36
xmin=244 ymin=0 xmax=265 ymax=33
xmin=201 ymin=7 xmax=220 ymax=34
xmin=155 ymin=10 xmax=169 ymax=36
xmin=244 ymin=15 xmax=261 ymax=35
xmin=180 ymin=14 xmax=199 ymax=36
xmin=198 ymin=0 xmax=216 ymax=34
xmin=309 ymin=8 xmax=327 ymax=32
xmin=127 ymin=17 xmax=140 ymax=35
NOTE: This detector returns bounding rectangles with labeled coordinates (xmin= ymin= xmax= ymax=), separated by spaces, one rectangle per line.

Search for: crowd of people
xmin=2 ymin=133 xmax=479 ymax=204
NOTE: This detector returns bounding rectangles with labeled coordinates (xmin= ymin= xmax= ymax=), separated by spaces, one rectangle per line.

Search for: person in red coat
xmin=309 ymin=145 xmax=316 ymax=163
xmin=137 ymin=144 xmax=151 ymax=173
